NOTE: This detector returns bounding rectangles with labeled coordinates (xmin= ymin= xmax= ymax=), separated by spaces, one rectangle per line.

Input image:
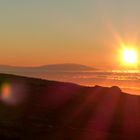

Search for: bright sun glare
xmin=122 ymin=49 xmax=138 ymax=65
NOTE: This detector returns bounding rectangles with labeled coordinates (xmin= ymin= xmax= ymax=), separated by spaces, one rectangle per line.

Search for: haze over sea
xmin=8 ymin=70 xmax=140 ymax=95
xmin=0 ymin=64 xmax=139 ymax=95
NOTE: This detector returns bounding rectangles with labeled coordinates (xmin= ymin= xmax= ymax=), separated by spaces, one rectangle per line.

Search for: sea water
xmin=33 ymin=70 xmax=140 ymax=95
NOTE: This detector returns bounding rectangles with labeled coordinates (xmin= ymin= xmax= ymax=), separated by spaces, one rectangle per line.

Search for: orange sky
xmin=0 ymin=0 xmax=140 ymax=69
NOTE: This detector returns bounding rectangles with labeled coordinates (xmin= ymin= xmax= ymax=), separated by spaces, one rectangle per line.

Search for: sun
xmin=122 ymin=49 xmax=138 ymax=65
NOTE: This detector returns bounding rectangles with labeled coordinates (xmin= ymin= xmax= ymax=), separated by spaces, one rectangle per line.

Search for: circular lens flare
xmin=0 ymin=82 xmax=28 ymax=105
xmin=1 ymin=83 xmax=12 ymax=101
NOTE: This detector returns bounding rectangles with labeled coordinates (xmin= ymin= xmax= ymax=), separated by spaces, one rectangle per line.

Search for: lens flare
xmin=1 ymin=83 xmax=12 ymax=101
xmin=0 ymin=82 xmax=27 ymax=105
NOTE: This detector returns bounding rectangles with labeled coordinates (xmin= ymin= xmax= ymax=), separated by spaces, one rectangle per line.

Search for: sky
xmin=0 ymin=0 xmax=140 ymax=68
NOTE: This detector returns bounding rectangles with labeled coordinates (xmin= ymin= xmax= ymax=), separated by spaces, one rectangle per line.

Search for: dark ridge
xmin=0 ymin=73 xmax=139 ymax=140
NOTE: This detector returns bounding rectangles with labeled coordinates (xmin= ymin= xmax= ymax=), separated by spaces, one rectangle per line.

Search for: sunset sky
xmin=0 ymin=0 xmax=140 ymax=68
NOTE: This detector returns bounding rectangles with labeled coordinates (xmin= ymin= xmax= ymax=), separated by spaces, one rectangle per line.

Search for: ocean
xmin=26 ymin=70 xmax=140 ymax=95
xmin=1 ymin=70 xmax=140 ymax=95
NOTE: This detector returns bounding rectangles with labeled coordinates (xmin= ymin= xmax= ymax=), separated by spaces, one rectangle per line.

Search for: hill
xmin=0 ymin=63 xmax=97 ymax=73
xmin=0 ymin=73 xmax=139 ymax=140
xmin=37 ymin=63 xmax=97 ymax=71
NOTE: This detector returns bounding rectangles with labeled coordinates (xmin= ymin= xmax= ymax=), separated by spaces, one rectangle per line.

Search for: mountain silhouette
xmin=0 ymin=63 xmax=97 ymax=73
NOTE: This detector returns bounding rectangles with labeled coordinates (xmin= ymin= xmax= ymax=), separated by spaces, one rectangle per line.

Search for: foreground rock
xmin=0 ymin=73 xmax=139 ymax=140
